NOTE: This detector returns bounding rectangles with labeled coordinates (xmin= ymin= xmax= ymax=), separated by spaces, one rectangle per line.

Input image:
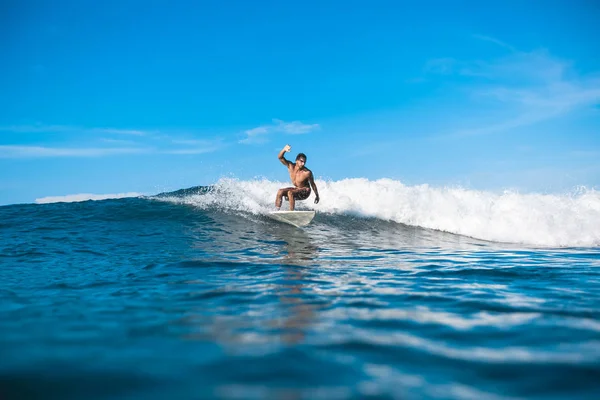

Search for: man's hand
xmin=314 ymin=195 xmax=320 ymax=204
xmin=278 ymin=144 xmax=292 ymax=166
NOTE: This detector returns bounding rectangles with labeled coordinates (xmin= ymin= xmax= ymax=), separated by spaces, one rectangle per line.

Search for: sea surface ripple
xmin=1 ymin=194 xmax=599 ymax=399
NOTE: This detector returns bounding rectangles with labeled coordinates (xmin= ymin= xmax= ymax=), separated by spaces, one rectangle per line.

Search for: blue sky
xmin=1 ymin=0 xmax=599 ymax=205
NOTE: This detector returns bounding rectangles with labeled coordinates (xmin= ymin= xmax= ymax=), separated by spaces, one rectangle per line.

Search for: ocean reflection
xmin=277 ymin=226 xmax=318 ymax=266
xmin=273 ymin=228 xmax=320 ymax=345
xmin=179 ymin=223 xmax=324 ymax=350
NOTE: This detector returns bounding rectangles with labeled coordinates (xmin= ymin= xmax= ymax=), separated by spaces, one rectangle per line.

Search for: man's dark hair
xmin=296 ymin=153 xmax=307 ymax=162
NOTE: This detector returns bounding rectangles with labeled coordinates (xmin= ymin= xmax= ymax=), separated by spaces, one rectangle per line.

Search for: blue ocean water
xmin=1 ymin=179 xmax=600 ymax=399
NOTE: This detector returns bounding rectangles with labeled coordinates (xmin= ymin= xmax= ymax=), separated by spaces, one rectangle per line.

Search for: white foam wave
xmin=35 ymin=192 xmax=142 ymax=204
xmin=162 ymin=178 xmax=600 ymax=247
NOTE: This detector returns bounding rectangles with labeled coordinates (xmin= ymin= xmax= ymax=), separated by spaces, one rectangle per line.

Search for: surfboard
xmin=268 ymin=210 xmax=316 ymax=227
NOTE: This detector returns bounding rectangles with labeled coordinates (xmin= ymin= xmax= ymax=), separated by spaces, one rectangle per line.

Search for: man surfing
xmin=275 ymin=144 xmax=320 ymax=211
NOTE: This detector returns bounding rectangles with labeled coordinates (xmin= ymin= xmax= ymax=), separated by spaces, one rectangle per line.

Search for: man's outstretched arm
xmin=309 ymin=173 xmax=320 ymax=204
xmin=278 ymin=144 xmax=292 ymax=167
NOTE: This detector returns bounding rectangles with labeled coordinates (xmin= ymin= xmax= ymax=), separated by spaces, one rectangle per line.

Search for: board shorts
xmin=283 ymin=186 xmax=311 ymax=201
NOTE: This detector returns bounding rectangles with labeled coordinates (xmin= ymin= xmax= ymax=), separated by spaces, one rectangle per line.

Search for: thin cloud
xmin=164 ymin=147 xmax=221 ymax=155
xmin=0 ymin=124 xmax=149 ymax=136
xmin=0 ymin=142 xmax=224 ymax=158
xmin=425 ymin=38 xmax=600 ymax=138
xmin=424 ymin=58 xmax=457 ymax=75
xmin=272 ymin=119 xmax=320 ymax=134
xmin=166 ymin=137 xmax=226 ymax=154
xmin=0 ymin=145 xmax=149 ymax=158
xmin=88 ymin=128 xmax=147 ymax=136
xmin=569 ymin=150 xmax=600 ymax=158
xmin=100 ymin=138 xmax=138 ymax=145
xmin=239 ymin=119 xmax=320 ymax=144
xmin=170 ymin=139 xmax=218 ymax=146
xmin=1 ymin=127 xmax=227 ymax=158
xmin=239 ymin=127 xmax=270 ymax=144
xmin=472 ymin=34 xmax=517 ymax=52
xmin=0 ymin=124 xmax=72 ymax=133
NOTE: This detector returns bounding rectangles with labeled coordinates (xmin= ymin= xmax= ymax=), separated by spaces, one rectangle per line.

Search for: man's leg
xmin=275 ymin=188 xmax=285 ymax=209
xmin=275 ymin=188 xmax=294 ymax=209
xmin=287 ymin=187 xmax=308 ymax=211
xmin=289 ymin=191 xmax=295 ymax=211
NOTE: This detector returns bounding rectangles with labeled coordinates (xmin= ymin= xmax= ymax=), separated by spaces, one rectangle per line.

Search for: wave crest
xmin=157 ymin=178 xmax=600 ymax=247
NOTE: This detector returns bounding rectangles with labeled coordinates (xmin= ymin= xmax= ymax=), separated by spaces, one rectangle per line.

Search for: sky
xmin=1 ymin=0 xmax=599 ymax=205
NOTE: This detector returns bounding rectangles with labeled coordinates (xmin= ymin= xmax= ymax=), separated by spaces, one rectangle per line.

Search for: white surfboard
xmin=268 ymin=210 xmax=316 ymax=227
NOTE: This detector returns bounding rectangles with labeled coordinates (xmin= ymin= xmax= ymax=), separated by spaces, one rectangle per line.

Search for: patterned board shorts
xmin=283 ymin=186 xmax=311 ymax=201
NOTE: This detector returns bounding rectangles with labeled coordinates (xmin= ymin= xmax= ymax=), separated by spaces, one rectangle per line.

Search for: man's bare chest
xmin=289 ymin=168 xmax=309 ymax=181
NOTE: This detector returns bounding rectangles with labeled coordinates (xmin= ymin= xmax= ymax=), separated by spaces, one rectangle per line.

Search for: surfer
xmin=275 ymin=144 xmax=320 ymax=211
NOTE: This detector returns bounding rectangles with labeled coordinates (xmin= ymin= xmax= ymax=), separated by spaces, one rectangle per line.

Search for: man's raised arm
xmin=278 ymin=144 xmax=292 ymax=167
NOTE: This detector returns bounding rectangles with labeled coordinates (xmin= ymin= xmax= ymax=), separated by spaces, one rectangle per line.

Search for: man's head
xmin=295 ymin=153 xmax=307 ymax=167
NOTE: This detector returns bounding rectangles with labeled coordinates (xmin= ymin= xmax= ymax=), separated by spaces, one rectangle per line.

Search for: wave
xmin=155 ymin=178 xmax=600 ymax=248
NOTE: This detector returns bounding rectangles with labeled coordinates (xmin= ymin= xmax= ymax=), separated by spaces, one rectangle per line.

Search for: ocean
xmin=1 ymin=178 xmax=600 ymax=399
